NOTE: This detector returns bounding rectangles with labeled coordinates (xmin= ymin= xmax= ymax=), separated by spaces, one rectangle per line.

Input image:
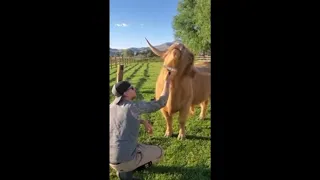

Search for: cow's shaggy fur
xmin=147 ymin=39 xmax=211 ymax=140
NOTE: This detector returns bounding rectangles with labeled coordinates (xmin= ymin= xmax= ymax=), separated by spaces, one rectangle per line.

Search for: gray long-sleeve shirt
xmin=109 ymin=94 xmax=168 ymax=163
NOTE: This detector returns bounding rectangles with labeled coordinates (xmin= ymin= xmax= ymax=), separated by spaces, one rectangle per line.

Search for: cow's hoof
xmin=177 ymin=133 xmax=186 ymax=140
xmin=164 ymin=131 xmax=173 ymax=137
xmin=199 ymin=115 xmax=205 ymax=120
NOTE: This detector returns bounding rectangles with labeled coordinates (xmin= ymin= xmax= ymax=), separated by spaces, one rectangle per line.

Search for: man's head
xmin=112 ymin=81 xmax=136 ymax=104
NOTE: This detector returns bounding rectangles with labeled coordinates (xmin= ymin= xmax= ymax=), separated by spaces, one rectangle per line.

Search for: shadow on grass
xmin=138 ymin=165 xmax=211 ymax=180
xmin=126 ymin=63 xmax=145 ymax=82
xmin=191 ymin=117 xmax=211 ymax=121
xmin=144 ymin=63 xmax=149 ymax=77
xmin=109 ymin=63 xmax=142 ymax=82
xmin=109 ymin=77 xmax=117 ymax=84
xmin=110 ymin=62 xmax=139 ymax=75
xmin=153 ymin=133 xmax=211 ymax=141
xmin=135 ymin=63 xmax=149 ymax=100
xmin=109 ymin=63 xmax=145 ymax=93
xmin=139 ymin=90 xmax=155 ymax=94
xmin=124 ymin=63 xmax=139 ymax=74
xmin=109 ymin=63 xmax=141 ymax=83
xmin=109 ymin=69 xmax=117 ymax=76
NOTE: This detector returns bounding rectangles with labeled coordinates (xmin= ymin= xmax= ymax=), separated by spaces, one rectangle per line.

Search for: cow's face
xmin=163 ymin=43 xmax=194 ymax=76
xmin=146 ymin=39 xmax=195 ymax=78
xmin=163 ymin=43 xmax=183 ymax=69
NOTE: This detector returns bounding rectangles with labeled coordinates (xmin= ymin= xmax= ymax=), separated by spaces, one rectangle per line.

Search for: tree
xmin=123 ymin=49 xmax=134 ymax=57
xmin=173 ymin=0 xmax=211 ymax=54
xmin=146 ymin=49 xmax=154 ymax=57
xmin=115 ymin=52 xmax=121 ymax=57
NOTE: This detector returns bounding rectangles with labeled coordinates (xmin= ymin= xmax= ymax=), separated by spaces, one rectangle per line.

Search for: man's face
xmin=124 ymin=86 xmax=136 ymax=100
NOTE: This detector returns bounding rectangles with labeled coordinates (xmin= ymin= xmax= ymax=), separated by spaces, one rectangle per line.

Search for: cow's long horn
xmin=145 ymin=38 xmax=165 ymax=57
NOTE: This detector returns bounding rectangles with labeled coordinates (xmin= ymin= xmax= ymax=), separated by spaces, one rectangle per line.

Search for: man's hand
xmin=143 ymin=120 xmax=153 ymax=135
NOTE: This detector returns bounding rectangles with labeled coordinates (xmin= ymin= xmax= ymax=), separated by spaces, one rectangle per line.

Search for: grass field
xmin=109 ymin=61 xmax=211 ymax=180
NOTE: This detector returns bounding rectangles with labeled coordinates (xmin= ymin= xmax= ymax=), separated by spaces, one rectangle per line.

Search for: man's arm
xmin=132 ymin=80 xmax=170 ymax=114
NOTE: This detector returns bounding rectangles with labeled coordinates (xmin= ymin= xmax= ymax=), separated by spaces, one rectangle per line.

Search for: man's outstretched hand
xmin=143 ymin=120 xmax=153 ymax=135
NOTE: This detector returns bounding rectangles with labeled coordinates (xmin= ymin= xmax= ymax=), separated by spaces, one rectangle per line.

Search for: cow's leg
xmin=161 ymin=109 xmax=173 ymax=137
xmin=177 ymin=107 xmax=190 ymax=140
xmin=199 ymin=99 xmax=209 ymax=120
xmin=189 ymin=105 xmax=195 ymax=115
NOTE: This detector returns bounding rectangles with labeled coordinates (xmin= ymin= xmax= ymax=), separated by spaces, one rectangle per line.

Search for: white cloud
xmin=115 ymin=23 xmax=128 ymax=27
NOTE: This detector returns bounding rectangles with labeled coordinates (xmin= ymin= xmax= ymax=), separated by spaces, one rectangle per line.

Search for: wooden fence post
xmin=117 ymin=65 xmax=124 ymax=82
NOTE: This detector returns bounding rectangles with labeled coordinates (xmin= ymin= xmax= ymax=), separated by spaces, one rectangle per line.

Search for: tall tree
xmin=146 ymin=49 xmax=155 ymax=57
xmin=173 ymin=0 xmax=211 ymax=54
xmin=123 ymin=49 xmax=134 ymax=57
xmin=115 ymin=52 xmax=121 ymax=57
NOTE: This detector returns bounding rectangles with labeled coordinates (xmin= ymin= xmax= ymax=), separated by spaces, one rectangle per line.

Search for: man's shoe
xmin=135 ymin=161 xmax=153 ymax=172
xmin=117 ymin=171 xmax=141 ymax=180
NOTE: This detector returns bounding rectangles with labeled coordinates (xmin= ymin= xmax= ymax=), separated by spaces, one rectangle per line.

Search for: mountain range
xmin=110 ymin=41 xmax=179 ymax=56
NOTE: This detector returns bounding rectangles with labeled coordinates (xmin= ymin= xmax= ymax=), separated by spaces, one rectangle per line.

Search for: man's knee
xmin=158 ymin=146 xmax=164 ymax=159
xmin=151 ymin=145 xmax=163 ymax=164
xmin=138 ymin=144 xmax=164 ymax=164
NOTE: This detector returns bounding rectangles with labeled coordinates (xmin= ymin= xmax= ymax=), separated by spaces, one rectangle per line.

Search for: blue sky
xmin=110 ymin=0 xmax=179 ymax=49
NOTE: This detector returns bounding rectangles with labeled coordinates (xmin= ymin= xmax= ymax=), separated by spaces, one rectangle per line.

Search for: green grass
xmin=109 ymin=61 xmax=211 ymax=180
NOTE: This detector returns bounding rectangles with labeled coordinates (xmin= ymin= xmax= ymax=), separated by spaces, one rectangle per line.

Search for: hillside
xmin=109 ymin=41 xmax=177 ymax=56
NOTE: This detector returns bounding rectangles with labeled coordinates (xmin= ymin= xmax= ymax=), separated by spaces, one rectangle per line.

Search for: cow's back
xmin=192 ymin=63 xmax=211 ymax=105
